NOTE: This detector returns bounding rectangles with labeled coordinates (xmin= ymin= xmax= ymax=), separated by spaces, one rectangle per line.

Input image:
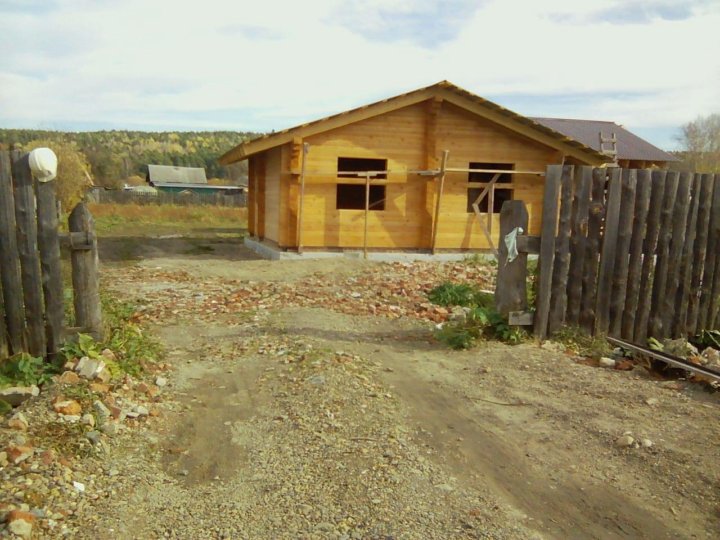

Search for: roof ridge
xmin=529 ymin=116 xmax=618 ymax=124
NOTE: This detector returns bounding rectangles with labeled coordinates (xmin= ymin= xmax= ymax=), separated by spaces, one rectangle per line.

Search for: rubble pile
xmin=110 ymin=262 xmax=494 ymax=325
xmin=0 ymin=353 xmax=171 ymax=538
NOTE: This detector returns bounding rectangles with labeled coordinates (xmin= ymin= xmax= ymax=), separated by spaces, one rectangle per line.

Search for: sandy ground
xmin=87 ymin=234 xmax=719 ymax=539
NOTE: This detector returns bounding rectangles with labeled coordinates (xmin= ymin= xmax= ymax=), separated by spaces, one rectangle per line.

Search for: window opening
xmin=337 ymin=157 xmax=387 ymax=179
xmin=467 ymin=162 xmax=513 ymax=213
xmin=336 ymin=184 xmax=386 ymax=210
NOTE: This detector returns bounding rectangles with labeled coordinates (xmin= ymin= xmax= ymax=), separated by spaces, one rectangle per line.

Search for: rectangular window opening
xmin=336 ymin=184 xmax=386 ymax=211
xmin=467 ymin=162 xmax=513 ymax=214
xmin=337 ymin=157 xmax=387 ymax=179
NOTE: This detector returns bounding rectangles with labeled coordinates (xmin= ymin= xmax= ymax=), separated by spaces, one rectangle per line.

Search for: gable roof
xmin=146 ymin=164 xmax=207 ymax=184
xmin=530 ymin=117 xmax=677 ymax=162
xmin=219 ymin=81 xmax=612 ymax=166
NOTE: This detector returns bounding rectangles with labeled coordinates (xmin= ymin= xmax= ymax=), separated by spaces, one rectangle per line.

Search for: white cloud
xmin=0 ymin=0 xmax=718 ymax=148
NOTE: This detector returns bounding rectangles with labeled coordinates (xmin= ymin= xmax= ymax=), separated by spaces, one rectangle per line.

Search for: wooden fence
xmin=0 ymin=149 xmax=101 ymax=361
xmin=88 ymin=189 xmax=246 ymax=207
xmin=533 ymin=165 xmax=720 ymax=342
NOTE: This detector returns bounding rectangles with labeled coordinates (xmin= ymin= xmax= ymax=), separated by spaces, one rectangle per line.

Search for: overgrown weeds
xmin=0 ymin=292 xmax=161 ymax=390
xmin=551 ymin=326 xmax=612 ymax=359
xmin=100 ymin=294 xmax=162 ymax=376
xmin=427 ymin=282 xmax=493 ymax=309
xmin=0 ymin=353 xmax=62 ymax=388
xmin=429 ymin=282 xmax=527 ymax=349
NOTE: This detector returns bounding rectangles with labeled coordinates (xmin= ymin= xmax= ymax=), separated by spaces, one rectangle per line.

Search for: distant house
xmin=530 ymin=118 xmax=677 ymax=169
xmin=146 ymin=164 xmax=244 ymax=195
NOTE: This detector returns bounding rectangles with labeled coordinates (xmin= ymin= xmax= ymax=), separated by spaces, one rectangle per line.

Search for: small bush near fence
xmin=428 ymin=282 xmax=527 ymax=349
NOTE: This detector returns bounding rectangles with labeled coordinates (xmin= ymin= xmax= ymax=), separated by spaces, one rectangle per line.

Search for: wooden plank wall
xmin=534 ymin=165 xmax=720 ymax=341
xmin=0 ymin=150 xmax=65 ymax=359
xmin=240 ymin=100 xmax=574 ymax=251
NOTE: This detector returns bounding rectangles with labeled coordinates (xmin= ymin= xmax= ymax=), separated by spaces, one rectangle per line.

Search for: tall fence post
xmin=0 ymin=151 xmax=26 ymax=355
xmin=12 ymin=151 xmax=46 ymax=357
xmin=69 ymin=202 xmax=103 ymax=340
xmin=36 ymin=167 xmax=65 ymax=358
xmin=495 ymin=200 xmax=529 ymax=317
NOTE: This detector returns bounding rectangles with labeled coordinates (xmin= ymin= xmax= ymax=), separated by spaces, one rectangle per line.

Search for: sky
xmin=1 ymin=0 xmax=719 ymax=150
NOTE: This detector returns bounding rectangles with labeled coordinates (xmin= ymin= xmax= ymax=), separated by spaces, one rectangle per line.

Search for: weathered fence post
xmin=0 ymin=151 xmax=26 ymax=355
xmin=69 ymin=203 xmax=103 ymax=340
xmin=12 ymin=151 xmax=46 ymax=357
xmin=35 ymin=163 xmax=64 ymax=357
xmin=534 ymin=164 xmax=563 ymax=339
xmin=495 ymin=200 xmax=529 ymax=317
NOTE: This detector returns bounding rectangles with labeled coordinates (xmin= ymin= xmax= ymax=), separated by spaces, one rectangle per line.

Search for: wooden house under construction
xmin=219 ymin=81 xmax=675 ymax=255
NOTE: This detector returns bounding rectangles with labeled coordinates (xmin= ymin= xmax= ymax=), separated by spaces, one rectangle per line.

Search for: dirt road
xmin=87 ymin=236 xmax=719 ymax=539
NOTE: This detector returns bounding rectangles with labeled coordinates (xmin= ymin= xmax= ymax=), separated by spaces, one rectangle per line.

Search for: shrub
xmin=428 ymin=283 xmax=527 ymax=349
xmin=427 ymin=282 xmax=493 ymax=308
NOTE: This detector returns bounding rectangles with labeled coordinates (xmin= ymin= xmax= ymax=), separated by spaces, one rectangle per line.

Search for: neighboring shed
xmin=530 ymin=118 xmax=677 ymax=168
xmin=146 ymin=164 xmax=243 ymax=195
xmin=218 ymin=81 xmax=663 ymax=255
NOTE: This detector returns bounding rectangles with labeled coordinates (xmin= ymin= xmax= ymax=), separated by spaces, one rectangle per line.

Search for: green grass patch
xmin=428 ymin=282 xmax=527 ymax=349
xmin=551 ymin=326 xmax=612 ymax=359
xmin=427 ymin=282 xmax=493 ymax=308
xmin=0 ymin=353 xmax=62 ymax=388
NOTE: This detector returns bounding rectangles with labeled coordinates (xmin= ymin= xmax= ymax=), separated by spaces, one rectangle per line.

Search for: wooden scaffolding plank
xmin=579 ymin=168 xmax=607 ymax=332
xmin=430 ymin=150 xmax=449 ymax=254
xmin=649 ymin=171 xmax=680 ymax=338
xmin=565 ymin=166 xmax=592 ymax=326
xmin=621 ymin=169 xmax=651 ymax=341
xmin=608 ymin=169 xmax=637 ymax=337
xmin=547 ymin=165 xmax=574 ymax=335
xmin=699 ymin=174 xmax=720 ymax=330
xmin=534 ymin=165 xmax=563 ymax=339
xmin=594 ymin=168 xmax=622 ymax=335
xmin=687 ymin=173 xmax=714 ymax=334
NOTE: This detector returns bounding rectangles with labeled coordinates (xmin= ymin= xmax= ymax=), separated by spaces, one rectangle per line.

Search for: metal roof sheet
xmin=147 ymin=165 xmax=207 ymax=184
xmin=529 ymin=117 xmax=677 ymax=162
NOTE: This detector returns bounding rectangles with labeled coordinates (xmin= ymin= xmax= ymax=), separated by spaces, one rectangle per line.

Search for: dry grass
xmin=85 ymin=203 xmax=247 ymax=236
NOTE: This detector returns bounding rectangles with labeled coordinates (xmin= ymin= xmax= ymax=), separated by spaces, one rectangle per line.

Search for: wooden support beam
xmin=471 ymin=173 xmax=501 ymax=257
xmin=430 ymin=150 xmax=449 ymax=254
xmin=363 ymin=172 xmax=371 ymax=259
xmin=297 ymin=143 xmax=309 ymax=253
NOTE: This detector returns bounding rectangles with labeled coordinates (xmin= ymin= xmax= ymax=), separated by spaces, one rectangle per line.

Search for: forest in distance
xmin=0 ymin=129 xmax=257 ymax=188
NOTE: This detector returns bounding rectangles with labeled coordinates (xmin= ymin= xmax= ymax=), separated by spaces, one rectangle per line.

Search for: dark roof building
xmin=530 ymin=117 xmax=677 ymax=167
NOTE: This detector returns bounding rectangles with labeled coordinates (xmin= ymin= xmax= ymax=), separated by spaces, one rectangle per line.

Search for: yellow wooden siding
xmin=433 ymin=103 xmax=560 ymax=249
xmin=300 ymin=104 xmax=427 ymax=249
xmin=249 ymin=99 xmax=585 ymax=251
xmin=263 ymin=147 xmax=281 ymax=242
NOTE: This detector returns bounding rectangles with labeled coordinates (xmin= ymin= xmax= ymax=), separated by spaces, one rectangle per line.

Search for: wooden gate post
xmin=36 ymin=164 xmax=64 ymax=357
xmin=12 ymin=151 xmax=46 ymax=357
xmin=69 ymin=203 xmax=103 ymax=340
xmin=0 ymin=151 xmax=26 ymax=355
xmin=495 ymin=200 xmax=529 ymax=317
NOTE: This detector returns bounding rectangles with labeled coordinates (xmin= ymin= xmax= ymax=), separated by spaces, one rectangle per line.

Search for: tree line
xmin=0 ymin=129 xmax=258 ymax=189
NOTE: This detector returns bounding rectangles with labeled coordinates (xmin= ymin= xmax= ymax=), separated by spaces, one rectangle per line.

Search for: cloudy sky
xmin=1 ymin=0 xmax=719 ymax=149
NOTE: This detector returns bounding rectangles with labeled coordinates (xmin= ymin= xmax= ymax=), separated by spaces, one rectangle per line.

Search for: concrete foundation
xmin=243 ymin=237 xmax=494 ymax=263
